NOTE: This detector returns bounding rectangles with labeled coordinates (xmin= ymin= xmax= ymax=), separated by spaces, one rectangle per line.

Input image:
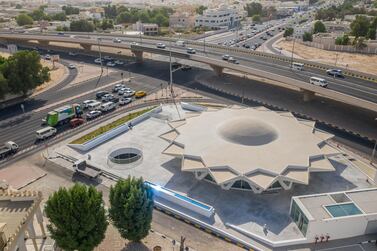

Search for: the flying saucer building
xmin=161 ymin=105 xmax=339 ymax=193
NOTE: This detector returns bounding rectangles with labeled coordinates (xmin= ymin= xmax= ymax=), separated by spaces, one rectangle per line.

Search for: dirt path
xmin=277 ymin=39 xmax=377 ymax=75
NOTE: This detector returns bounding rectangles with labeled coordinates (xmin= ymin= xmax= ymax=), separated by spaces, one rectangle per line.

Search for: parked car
xmin=119 ymin=97 xmax=132 ymax=105
xmin=86 ymin=110 xmax=102 ymax=119
xmin=108 ymin=96 xmax=119 ymax=103
xmin=114 ymin=60 xmax=124 ymax=65
xmin=70 ymin=118 xmax=85 ymax=128
xmin=100 ymin=102 xmax=116 ymax=112
xmin=186 ymin=48 xmax=196 ymax=54
xmin=112 ymin=84 xmax=125 ymax=92
xmin=101 ymin=94 xmax=114 ymax=102
xmin=106 ymin=61 xmax=116 ymax=67
xmin=326 ymin=69 xmax=344 ymax=78
xmin=44 ymin=54 xmax=51 ymax=60
xmin=103 ymin=56 xmax=113 ymax=61
xmin=172 ymin=62 xmax=182 ymax=69
xmin=82 ymin=100 xmax=97 ymax=109
xmin=123 ymin=90 xmax=135 ymax=97
xmin=156 ymin=43 xmax=166 ymax=49
xmin=118 ymin=87 xmax=131 ymax=95
xmin=96 ymin=91 xmax=109 ymax=99
xmin=135 ymin=91 xmax=147 ymax=98
xmin=94 ymin=58 xmax=103 ymax=64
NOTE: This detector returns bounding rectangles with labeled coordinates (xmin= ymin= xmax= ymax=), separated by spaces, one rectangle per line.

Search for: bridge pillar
xmin=131 ymin=50 xmax=143 ymax=63
xmin=80 ymin=44 xmax=92 ymax=51
xmin=210 ymin=65 xmax=224 ymax=76
xmin=38 ymin=40 xmax=49 ymax=46
xmin=301 ymin=89 xmax=315 ymax=102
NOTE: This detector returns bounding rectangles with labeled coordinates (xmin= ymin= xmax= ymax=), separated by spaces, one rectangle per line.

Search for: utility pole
xmin=290 ymin=37 xmax=296 ymax=69
xmin=203 ymin=36 xmax=206 ymax=54
xmin=95 ymin=37 xmax=104 ymax=87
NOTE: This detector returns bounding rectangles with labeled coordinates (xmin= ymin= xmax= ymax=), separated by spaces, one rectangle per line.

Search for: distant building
xmin=169 ymin=12 xmax=195 ymax=30
xmin=44 ymin=6 xmax=62 ymax=15
xmin=194 ymin=4 xmax=246 ymax=30
xmin=322 ymin=21 xmax=351 ymax=35
xmin=79 ymin=7 xmax=104 ymax=20
xmin=132 ymin=21 xmax=159 ymax=36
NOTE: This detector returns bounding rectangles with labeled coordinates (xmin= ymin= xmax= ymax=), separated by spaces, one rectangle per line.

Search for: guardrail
xmin=1 ymin=32 xmax=376 ymax=82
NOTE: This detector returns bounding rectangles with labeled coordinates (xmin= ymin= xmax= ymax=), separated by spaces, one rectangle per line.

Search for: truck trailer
xmin=0 ymin=141 xmax=19 ymax=159
xmin=45 ymin=104 xmax=82 ymax=127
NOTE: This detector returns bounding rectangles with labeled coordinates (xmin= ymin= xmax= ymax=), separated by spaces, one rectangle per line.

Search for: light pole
xmin=290 ymin=37 xmax=296 ymax=69
xmin=370 ymin=118 xmax=377 ymax=165
xmin=95 ymin=37 xmax=104 ymax=87
xmin=203 ymin=36 xmax=206 ymax=54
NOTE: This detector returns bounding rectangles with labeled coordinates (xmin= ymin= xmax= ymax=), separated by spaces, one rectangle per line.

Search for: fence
xmin=299 ymin=40 xmax=377 ymax=55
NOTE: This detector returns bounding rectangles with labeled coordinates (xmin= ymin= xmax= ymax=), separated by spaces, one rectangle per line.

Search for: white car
xmin=104 ymin=56 xmax=113 ymax=61
xmin=119 ymin=97 xmax=132 ymax=105
xmin=112 ymin=84 xmax=125 ymax=92
xmin=113 ymin=38 xmax=122 ymax=43
xmin=130 ymin=42 xmax=139 ymax=46
xmin=114 ymin=60 xmax=124 ymax=65
xmin=118 ymin=87 xmax=131 ymax=95
xmin=68 ymin=52 xmax=78 ymax=56
xmin=82 ymin=100 xmax=97 ymax=109
xmin=68 ymin=64 xmax=76 ymax=69
xmin=86 ymin=110 xmax=102 ymax=119
xmin=123 ymin=90 xmax=135 ymax=97
xmin=44 ymin=54 xmax=51 ymax=60
xmin=156 ymin=43 xmax=166 ymax=49
xmin=186 ymin=48 xmax=196 ymax=54
xmin=94 ymin=58 xmax=103 ymax=64
xmin=106 ymin=61 xmax=116 ymax=67
xmin=101 ymin=94 xmax=114 ymax=102
xmin=222 ymin=54 xmax=230 ymax=60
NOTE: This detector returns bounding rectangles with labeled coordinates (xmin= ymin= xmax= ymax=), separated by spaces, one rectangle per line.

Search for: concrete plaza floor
xmin=54 ymin=104 xmax=376 ymax=247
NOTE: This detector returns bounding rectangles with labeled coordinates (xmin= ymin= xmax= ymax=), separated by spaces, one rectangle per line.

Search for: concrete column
xmin=301 ymin=89 xmax=315 ymax=102
xmin=279 ymin=180 xmax=292 ymax=190
xmin=80 ymin=44 xmax=92 ymax=51
xmin=35 ymin=206 xmax=46 ymax=238
xmin=27 ymin=222 xmax=38 ymax=251
xmin=210 ymin=65 xmax=224 ymax=76
xmin=38 ymin=40 xmax=50 ymax=46
xmin=131 ymin=50 xmax=143 ymax=63
xmin=16 ymin=232 xmax=27 ymax=251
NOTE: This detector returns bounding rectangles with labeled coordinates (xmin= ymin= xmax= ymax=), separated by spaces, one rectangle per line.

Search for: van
xmin=100 ymin=102 xmax=116 ymax=112
xmin=36 ymin=127 xmax=57 ymax=140
xmin=88 ymin=101 xmax=102 ymax=111
xmin=292 ymin=62 xmax=304 ymax=70
xmin=309 ymin=77 xmax=328 ymax=88
xmin=176 ymin=40 xmax=186 ymax=47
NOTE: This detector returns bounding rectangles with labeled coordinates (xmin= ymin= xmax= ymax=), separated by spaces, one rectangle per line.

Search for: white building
xmin=290 ymin=188 xmax=377 ymax=243
xmin=194 ymin=5 xmax=246 ymax=30
xmin=132 ymin=21 xmax=159 ymax=36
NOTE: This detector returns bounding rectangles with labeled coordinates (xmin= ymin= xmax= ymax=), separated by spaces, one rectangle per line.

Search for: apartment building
xmin=194 ymin=5 xmax=246 ymax=30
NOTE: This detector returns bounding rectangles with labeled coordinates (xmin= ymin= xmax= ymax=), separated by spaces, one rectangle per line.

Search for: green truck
xmin=44 ymin=104 xmax=82 ymax=127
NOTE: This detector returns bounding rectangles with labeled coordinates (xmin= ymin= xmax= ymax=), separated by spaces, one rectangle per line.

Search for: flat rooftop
xmin=295 ymin=188 xmax=377 ymax=220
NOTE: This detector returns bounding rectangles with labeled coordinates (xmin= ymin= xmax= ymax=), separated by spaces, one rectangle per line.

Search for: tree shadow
xmin=121 ymin=241 xmax=150 ymax=251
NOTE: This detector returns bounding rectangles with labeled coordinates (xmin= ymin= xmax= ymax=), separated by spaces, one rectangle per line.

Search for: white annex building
xmin=194 ymin=5 xmax=246 ymax=29
xmin=161 ymin=105 xmax=339 ymax=193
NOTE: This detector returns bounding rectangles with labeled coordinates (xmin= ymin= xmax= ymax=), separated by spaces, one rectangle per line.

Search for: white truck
xmin=0 ymin=141 xmax=19 ymax=159
xmin=176 ymin=40 xmax=186 ymax=47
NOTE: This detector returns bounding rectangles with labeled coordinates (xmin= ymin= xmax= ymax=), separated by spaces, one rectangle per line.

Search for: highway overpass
xmin=0 ymin=32 xmax=376 ymax=112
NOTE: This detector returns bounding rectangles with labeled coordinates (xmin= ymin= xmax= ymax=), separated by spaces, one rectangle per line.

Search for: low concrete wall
xmin=68 ymin=105 xmax=162 ymax=152
xmin=180 ymin=102 xmax=207 ymax=112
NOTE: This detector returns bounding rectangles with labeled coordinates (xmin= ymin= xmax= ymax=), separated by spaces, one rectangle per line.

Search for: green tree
xmin=15 ymin=4 xmax=22 ymax=9
xmin=350 ymin=15 xmax=370 ymax=37
xmin=303 ymin=32 xmax=313 ymax=42
xmin=104 ymin=4 xmax=118 ymax=19
xmin=252 ymin=14 xmax=261 ymax=23
xmin=353 ymin=36 xmax=367 ymax=49
xmin=62 ymin=5 xmax=80 ymax=15
xmin=16 ymin=14 xmax=33 ymax=26
xmin=195 ymin=5 xmax=208 ymax=15
xmin=50 ymin=12 xmax=66 ymax=21
xmin=245 ymin=2 xmax=263 ymax=17
xmin=109 ymin=177 xmax=153 ymax=242
xmin=335 ymin=34 xmax=350 ymax=45
xmin=367 ymin=27 xmax=376 ymax=40
xmin=283 ymin=27 xmax=294 ymax=37
xmin=70 ymin=20 xmax=95 ymax=32
xmin=0 ymin=51 xmax=50 ymax=95
xmin=45 ymin=184 xmax=108 ymax=251
xmin=0 ymin=73 xmax=8 ymax=99
xmin=313 ymin=20 xmax=326 ymax=34
xmin=100 ymin=19 xmax=114 ymax=30
xmin=153 ymin=13 xmax=168 ymax=27
xmin=29 ymin=9 xmax=48 ymax=21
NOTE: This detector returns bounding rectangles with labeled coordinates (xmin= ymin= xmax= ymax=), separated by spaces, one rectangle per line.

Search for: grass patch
xmin=70 ymin=107 xmax=155 ymax=145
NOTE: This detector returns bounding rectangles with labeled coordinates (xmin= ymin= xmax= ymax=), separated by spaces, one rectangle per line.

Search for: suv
xmin=96 ymin=91 xmax=109 ymax=99
xmin=222 ymin=54 xmax=230 ymax=60
xmin=101 ymin=94 xmax=114 ymax=102
xmin=326 ymin=69 xmax=344 ymax=78
xmin=86 ymin=110 xmax=102 ymax=120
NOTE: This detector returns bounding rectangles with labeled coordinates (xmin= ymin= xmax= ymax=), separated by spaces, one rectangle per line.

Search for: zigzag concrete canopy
xmin=161 ymin=105 xmax=339 ymax=193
